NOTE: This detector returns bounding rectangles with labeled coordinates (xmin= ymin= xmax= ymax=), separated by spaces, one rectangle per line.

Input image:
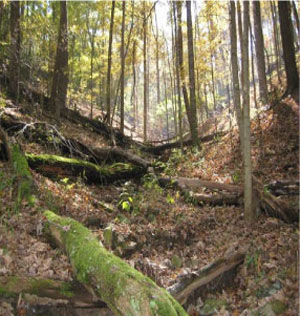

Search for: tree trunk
xmin=176 ymin=2 xmax=193 ymax=144
xmin=106 ymin=0 xmax=115 ymax=124
xmin=43 ymin=211 xmax=188 ymax=316
xmin=252 ymin=1 xmax=268 ymax=104
xmin=278 ymin=1 xmax=299 ymax=95
xmin=241 ymin=1 xmax=254 ymax=222
xmin=155 ymin=8 xmax=160 ymax=106
xmin=132 ymin=40 xmax=137 ymax=131
xmin=186 ymin=0 xmax=199 ymax=147
xmin=9 ymin=0 xmax=21 ymax=102
xmin=50 ymin=1 xmax=68 ymax=121
xmin=120 ymin=1 xmax=126 ymax=134
xmin=172 ymin=2 xmax=183 ymax=151
xmin=143 ymin=2 xmax=148 ymax=143
xmin=229 ymin=1 xmax=244 ymax=152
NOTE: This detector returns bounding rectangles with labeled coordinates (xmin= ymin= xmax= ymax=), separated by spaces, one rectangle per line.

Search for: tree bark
xmin=50 ymin=1 xmax=68 ymax=121
xmin=241 ymin=1 xmax=254 ymax=222
xmin=229 ymin=1 xmax=244 ymax=152
xmin=278 ymin=1 xmax=299 ymax=95
xmin=120 ymin=1 xmax=126 ymax=134
xmin=43 ymin=211 xmax=188 ymax=316
xmin=186 ymin=0 xmax=199 ymax=147
xmin=9 ymin=0 xmax=21 ymax=101
xmin=106 ymin=0 xmax=115 ymax=124
xmin=143 ymin=2 xmax=148 ymax=143
xmin=252 ymin=1 xmax=268 ymax=104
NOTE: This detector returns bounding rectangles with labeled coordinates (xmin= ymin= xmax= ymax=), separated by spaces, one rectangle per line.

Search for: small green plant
xmin=232 ymin=170 xmax=240 ymax=184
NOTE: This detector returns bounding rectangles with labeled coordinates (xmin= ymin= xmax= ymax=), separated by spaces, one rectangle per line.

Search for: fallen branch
xmin=167 ymin=252 xmax=245 ymax=306
xmin=253 ymin=176 xmax=298 ymax=223
xmin=159 ymin=177 xmax=242 ymax=194
xmin=26 ymin=153 xmax=146 ymax=184
xmin=43 ymin=210 xmax=188 ymax=316
xmin=266 ymin=180 xmax=299 ymax=196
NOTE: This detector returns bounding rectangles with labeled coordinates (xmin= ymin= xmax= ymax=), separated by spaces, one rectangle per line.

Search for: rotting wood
xmin=0 ymin=276 xmax=106 ymax=308
xmin=253 ymin=176 xmax=298 ymax=223
xmin=266 ymin=179 xmax=299 ymax=196
xmin=25 ymin=153 xmax=146 ymax=184
xmin=192 ymin=192 xmax=241 ymax=206
xmin=44 ymin=210 xmax=188 ymax=316
xmin=167 ymin=251 xmax=245 ymax=307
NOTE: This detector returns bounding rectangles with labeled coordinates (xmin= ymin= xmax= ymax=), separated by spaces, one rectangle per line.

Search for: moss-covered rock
xmin=26 ymin=153 xmax=146 ymax=184
xmin=44 ymin=210 xmax=188 ymax=316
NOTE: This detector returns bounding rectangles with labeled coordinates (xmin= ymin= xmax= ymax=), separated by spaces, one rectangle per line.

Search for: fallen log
xmin=0 ymin=112 xmax=151 ymax=168
xmin=167 ymin=252 xmax=245 ymax=307
xmin=43 ymin=210 xmax=188 ymax=316
xmin=0 ymin=276 xmax=106 ymax=308
xmin=191 ymin=192 xmax=241 ymax=206
xmin=253 ymin=176 xmax=299 ymax=223
xmin=266 ymin=180 xmax=299 ymax=196
xmin=158 ymin=177 xmax=242 ymax=194
xmin=26 ymin=153 xmax=146 ymax=184
xmin=141 ymin=132 xmax=227 ymax=155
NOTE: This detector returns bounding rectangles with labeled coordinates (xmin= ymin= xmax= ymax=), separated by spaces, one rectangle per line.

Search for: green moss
xmin=270 ymin=300 xmax=287 ymax=315
xmin=44 ymin=210 xmax=188 ymax=316
xmin=10 ymin=145 xmax=35 ymax=208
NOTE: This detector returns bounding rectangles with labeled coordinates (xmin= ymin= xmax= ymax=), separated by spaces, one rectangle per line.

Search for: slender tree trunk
xmin=50 ymin=1 xmax=68 ymax=121
xmin=120 ymin=1 xmax=126 ymax=134
xmin=186 ymin=0 xmax=199 ymax=147
xmin=143 ymin=2 xmax=148 ymax=143
xmin=155 ymin=8 xmax=160 ymax=106
xmin=176 ymin=2 xmax=194 ymax=143
xmin=164 ymin=71 xmax=169 ymax=140
xmin=278 ymin=1 xmax=299 ymax=95
xmin=292 ymin=1 xmax=300 ymax=39
xmin=229 ymin=1 xmax=244 ymax=152
xmin=252 ymin=1 xmax=268 ymax=104
xmin=173 ymin=2 xmax=183 ymax=151
xmin=9 ymin=1 xmax=21 ymax=102
xmin=237 ymin=1 xmax=244 ymax=88
xmin=249 ymin=22 xmax=258 ymax=111
xmin=241 ymin=1 xmax=254 ymax=223
xmin=270 ymin=1 xmax=282 ymax=85
xmin=106 ymin=0 xmax=115 ymax=124
xmin=132 ymin=40 xmax=137 ymax=131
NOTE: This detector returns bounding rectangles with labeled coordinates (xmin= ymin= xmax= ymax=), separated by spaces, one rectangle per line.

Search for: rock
xmin=199 ymin=298 xmax=227 ymax=316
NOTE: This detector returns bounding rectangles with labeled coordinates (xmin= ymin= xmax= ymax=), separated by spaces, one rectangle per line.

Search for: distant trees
xmin=278 ymin=1 xmax=299 ymax=95
xmin=50 ymin=1 xmax=68 ymax=120
xmin=9 ymin=1 xmax=21 ymax=101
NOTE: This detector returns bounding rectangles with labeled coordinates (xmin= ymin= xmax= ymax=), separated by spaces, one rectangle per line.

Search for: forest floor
xmin=0 ymin=93 xmax=298 ymax=316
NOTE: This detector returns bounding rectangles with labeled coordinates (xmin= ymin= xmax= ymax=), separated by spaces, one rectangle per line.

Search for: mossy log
xmin=43 ymin=210 xmax=188 ymax=316
xmin=167 ymin=252 xmax=245 ymax=307
xmin=0 ymin=276 xmax=105 ymax=307
xmin=10 ymin=144 xmax=36 ymax=206
xmin=26 ymin=153 xmax=146 ymax=184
